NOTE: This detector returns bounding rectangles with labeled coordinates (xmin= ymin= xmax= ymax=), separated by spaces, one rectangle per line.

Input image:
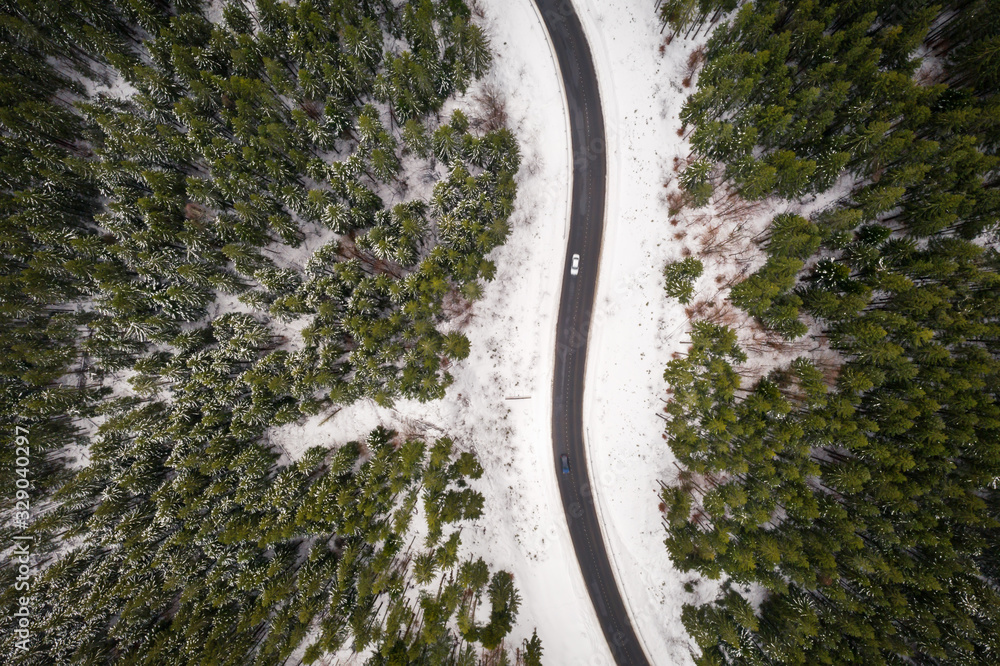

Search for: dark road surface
xmin=534 ymin=1 xmax=651 ymax=664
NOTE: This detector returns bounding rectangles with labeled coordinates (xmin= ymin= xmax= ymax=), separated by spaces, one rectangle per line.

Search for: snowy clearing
xmin=575 ymin=2 xmax=721 ymax=664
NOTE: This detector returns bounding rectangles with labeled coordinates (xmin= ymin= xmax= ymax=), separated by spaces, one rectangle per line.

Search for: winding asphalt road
xmin=534 ymin=1 xmax=651 ymax=664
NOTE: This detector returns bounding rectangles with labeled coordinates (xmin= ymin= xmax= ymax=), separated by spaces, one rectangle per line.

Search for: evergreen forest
xmin=659 ymin=1 xmax=1000 ymax=664
xmin=0 ymin=0 xmax=534 ymax=663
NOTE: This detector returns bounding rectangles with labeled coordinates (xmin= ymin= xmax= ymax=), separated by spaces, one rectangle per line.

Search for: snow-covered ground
xmin=575 ymin=2 xmax=721 ymax=664
xmin=273 ymin=0 xmax=619 ymax=662
xmin=575 ymin=2 xmax=853 ymax=664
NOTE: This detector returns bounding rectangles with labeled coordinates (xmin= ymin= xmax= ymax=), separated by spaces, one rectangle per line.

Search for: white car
xmin=570 ymin=253 xmax=580 ymax=276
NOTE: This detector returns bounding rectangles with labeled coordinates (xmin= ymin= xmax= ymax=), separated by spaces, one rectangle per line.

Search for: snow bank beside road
xmin=575 ymin=2 xmax=724 ymax=664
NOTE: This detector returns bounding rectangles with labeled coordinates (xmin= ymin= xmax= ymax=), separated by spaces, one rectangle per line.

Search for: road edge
xmin=568 ymin=6 xmax=659 ymax=666
xmin=525 ymin=0 xmax=575 ymax=242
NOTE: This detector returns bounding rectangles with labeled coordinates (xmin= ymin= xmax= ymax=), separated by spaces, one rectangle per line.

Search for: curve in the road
xmin=533 ymin=1 xmax=651 ymax=664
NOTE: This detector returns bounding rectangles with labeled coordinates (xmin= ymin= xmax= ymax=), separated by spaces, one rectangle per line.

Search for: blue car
xmin=560 ymin=454 xmax=570 ymax=474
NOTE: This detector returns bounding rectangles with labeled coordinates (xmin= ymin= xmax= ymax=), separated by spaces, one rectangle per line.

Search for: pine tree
xmin=663 ymin=257 xmax=704 ymax=304
xmin=522 ymin=629 xmax=544 ymax=665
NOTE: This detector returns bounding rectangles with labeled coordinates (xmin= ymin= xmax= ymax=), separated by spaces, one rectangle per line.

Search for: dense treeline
xmin=658 ymin=1 xmax=1000 ymax=664
xmin=11 ymin=419 xmax=507 ymax=664
xmin=0 ymin=0 xmax=534 ymax=663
